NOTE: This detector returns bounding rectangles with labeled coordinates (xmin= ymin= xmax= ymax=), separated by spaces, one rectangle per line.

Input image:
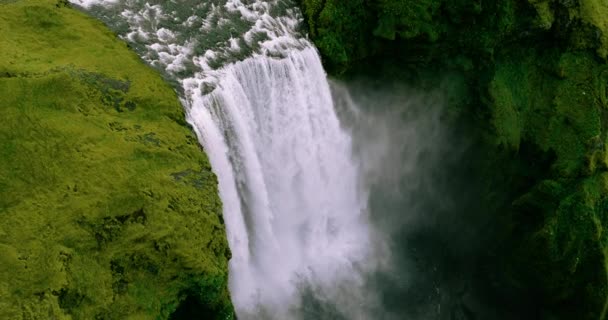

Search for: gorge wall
xmin=299 ymin=0 xmax=608 ymax=319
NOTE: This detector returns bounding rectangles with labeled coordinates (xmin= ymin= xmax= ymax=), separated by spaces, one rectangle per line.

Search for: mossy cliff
xmin=0 ymin=0 xmax=234 ymax=319
xmin=300 ymin=0 xmax=608 ymax=319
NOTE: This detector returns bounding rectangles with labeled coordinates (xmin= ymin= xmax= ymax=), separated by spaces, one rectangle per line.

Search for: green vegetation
xmin=0 ymin=0 xmax=234 ymax=319
xmin=299 ymin=0 xmax=608 ymax=72
xmin=300 ymin=0 xmax=608 ymax=318
xmin=490 ymin=49 xmax=608 ymax=319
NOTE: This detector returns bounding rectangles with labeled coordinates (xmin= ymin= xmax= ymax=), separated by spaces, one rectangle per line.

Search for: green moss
xmin=488 ymin=50 xmax=606 ymax=177
xmin=474 ymin=47 xmax=608 ymax=318
xmin=0 ymin=1 xmax=233 ymax=319
xmin=529 ymin=0 xmax=555 ymax=29
xmin=579 ymin=0 xmax=608 ymax=58
xmin=299 ymin=0 xmax=535 ymax=72
xmin=505 ymin=175 xmax=608 ymax=319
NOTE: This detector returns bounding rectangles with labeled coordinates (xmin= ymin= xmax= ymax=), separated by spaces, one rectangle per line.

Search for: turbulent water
xmin=71 ymin=0 xmax=374 ymax=318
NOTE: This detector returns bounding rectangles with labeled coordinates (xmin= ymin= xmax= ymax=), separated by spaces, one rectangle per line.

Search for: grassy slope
xmin=299 ymin=0 xmax=608 ymax=318
xmin=0 ymin=1 xmax=233 ymax=319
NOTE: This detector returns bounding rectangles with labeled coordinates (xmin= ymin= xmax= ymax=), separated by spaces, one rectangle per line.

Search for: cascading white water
xmin=70 ymin=1 xmax=375 ymax=318
xmin=187 ymin=48 xmax=371 ymax=318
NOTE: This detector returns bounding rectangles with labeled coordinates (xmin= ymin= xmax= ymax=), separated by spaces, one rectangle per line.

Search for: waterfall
xmin=188 ymin=46 xmax=371 ymax=319
xmin=70 ymin=0 xmax=374 ymax=318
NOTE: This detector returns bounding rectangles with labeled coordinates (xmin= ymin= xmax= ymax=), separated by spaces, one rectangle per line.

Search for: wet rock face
xmin=299 ymin=0 xmax=608 ymax=319
xmin=0 ymin=1 xmax=233 ymax=319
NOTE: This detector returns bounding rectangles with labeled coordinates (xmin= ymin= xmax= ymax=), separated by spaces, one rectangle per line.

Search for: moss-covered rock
xmin=299 ymin=0 xmax=608 ymax=318
xmin=0 ymin=0 xmax=234 ymax=319
xmin=488 ymin=48 xmax=608 ymax=319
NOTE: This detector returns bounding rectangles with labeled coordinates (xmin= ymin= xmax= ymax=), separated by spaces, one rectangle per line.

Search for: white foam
xmin=70 ymin=0 xmax=118 ymax=8
xmin=71 ymin=0 xmax=309 ymax=80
